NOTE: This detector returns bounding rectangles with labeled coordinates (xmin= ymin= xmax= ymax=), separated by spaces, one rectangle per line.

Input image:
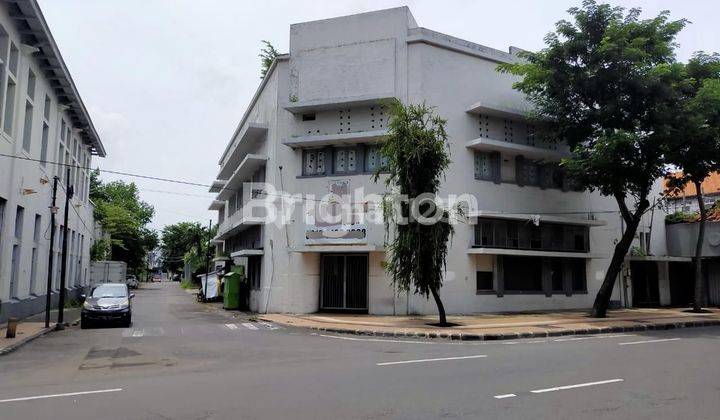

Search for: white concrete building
xmin=210 ymin=7 xmax=680 ymax=315
xmin=0 ymin=0 xmax=105 ymax=322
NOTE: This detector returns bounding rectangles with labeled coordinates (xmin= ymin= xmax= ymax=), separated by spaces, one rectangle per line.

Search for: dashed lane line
xmin=241 ymin=323 xmax=259 ymax=331
xmin=530 ymin=378 xmax=624 ymax=394
xmin=377 ymin=355 xmax=487 ymax=366
xmin=617 ymin=338 xmax=681 ymax=346
xmin=0 ymin=389 xmax=123 ymax=404
xmin=493 ymin=394 xmax=517 ymax=399
xmin=225 ymin=323 xmax=238 ymax=330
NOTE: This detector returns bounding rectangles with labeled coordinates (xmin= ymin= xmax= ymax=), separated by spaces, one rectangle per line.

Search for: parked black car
xmin=81 ymin=283 xmax=134 ymax=328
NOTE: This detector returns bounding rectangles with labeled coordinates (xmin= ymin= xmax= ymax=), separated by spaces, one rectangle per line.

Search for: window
xmin=499 ymin=256 xmax=586 ymax=295
xmin=14 ymin=205 xmax=24 ymax=239
xmin=476 ymin=271 xmax=494 ymax=293
xmin=503 ymin=256 xmax=543 ymax=292
xmin=0 ymin=196 xmax=5 ymax=266
xmin=3 ymin=77 xmax=16 ymax=135
xmin=474 ymin=151 xmax=500 ymax=182
xmin=40 ymin=123 xmax=49 ymax=164
xmin=26 ymin=69 xmax=36 ymax=99
xmin=303 ymin=149 xmax=327 ymax=176
xmin=570 ymin=259 xmax=587 ymax=292
xmin=475 ymin=218 xmax=589 ymax=253
xmin=43 ymin=95 xmax=51 ymax=121
xmin=334 ymin=148 xmax=358 ymax=173
xmin=364 ymin=145 xmax=388 ymax=172
xmin=301 ymin=113 xmax=316 ymax=121
xmin=33 ymin=214 xmax=41 ymax=242
xmin=8 ymin=42 xmax=18 ymax=76
xmin=516 ymin=155 xmax=540 ymax=186
xmin=60 ymin=120 xmax=66 ymax=141
xmin=550 ymin=258 xmax=564 ymax=292
xmin=22 ymin=100 xmax=32 ymax=152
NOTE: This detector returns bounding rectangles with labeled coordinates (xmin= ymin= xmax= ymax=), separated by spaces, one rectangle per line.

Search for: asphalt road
xmin=1 ymin=282 xmax=719 ymax=420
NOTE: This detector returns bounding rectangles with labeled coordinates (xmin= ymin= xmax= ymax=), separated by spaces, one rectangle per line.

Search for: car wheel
xmin=81 ymin=317 xmax=90 ymax=329
xmin=123 ymin=315 xmax=132 ymax=328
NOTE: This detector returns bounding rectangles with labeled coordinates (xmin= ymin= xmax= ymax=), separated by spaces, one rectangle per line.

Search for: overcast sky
xmin=37 ymin=0 xmax=720 ymax=232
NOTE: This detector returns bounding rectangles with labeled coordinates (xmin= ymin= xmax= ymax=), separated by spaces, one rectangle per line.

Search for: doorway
xmin=320 ymin=254 xmax=368 ymax=312
xmin=631 ymin=261 xmax=660 ymax=307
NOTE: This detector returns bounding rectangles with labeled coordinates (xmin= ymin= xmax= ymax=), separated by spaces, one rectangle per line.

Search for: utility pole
xmin=57 ymin=169 xmax=73 ymax=330
xmin=44 ymin=176 xmax=59 ymax=328
xmin=203 ymin=219 xmax=213 ymax=301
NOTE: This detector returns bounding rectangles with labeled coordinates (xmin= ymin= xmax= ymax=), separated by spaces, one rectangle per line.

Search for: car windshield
xmin=91 ymin=284 xmax=127 ymax=298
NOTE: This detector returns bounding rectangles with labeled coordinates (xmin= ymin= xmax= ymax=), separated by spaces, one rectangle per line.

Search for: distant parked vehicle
xmin=126 ymin=275 xmax=138 ymax=289
xmin=81 ymin=283 xmax=134 ymax=328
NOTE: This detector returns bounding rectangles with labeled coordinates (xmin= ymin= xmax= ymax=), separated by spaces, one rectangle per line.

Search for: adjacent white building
xmin=0 ymin=0 xmax=105 ymax=322
xmin=210 ymin=7 xmax=683 ymax=315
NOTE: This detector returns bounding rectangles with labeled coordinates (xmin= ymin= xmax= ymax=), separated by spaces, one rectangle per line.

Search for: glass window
xmin=476 ymin=271 xmax=493 ymax=292
xmin=571 ymin=259 xmax=587 ymax=292
xmin=22 ymin=100 xmax=32 ymax=152
xmin=40 ymin=123 xmax=49 ymax=164
xmin=474 ymin=152 xmax=494 ymax=180
xmin=503 ymin=256 xmax=543 ymax=292
xmin=3 ymin=78 xmax=16 ymax=135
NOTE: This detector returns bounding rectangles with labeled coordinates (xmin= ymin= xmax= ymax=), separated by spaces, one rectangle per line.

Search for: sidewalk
xmin=261 ymin=307 xmax=720 ymax=340
xmin=0 ymin=308 xmax=81 ymax=355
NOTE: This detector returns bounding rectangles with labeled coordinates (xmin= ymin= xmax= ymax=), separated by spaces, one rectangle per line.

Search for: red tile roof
xmin=665 ymin=171 xmax=720 ymax=198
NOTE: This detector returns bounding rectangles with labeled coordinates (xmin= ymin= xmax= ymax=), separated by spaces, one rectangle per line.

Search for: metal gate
xmin=320 ymin=254 xmax=368 ymax=312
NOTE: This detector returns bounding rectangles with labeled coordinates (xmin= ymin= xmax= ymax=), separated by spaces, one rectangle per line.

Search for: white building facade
xmin=0 ymin=0 xmax=105 ymax=322
xmin=210 ymin=7 xmax=677 ymax=315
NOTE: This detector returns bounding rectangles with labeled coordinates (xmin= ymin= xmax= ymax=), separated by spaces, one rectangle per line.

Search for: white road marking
xmin=554 ymin=334 xmax=635 ymax=342
xmin=225 ymin=323 xmax=238 ymax=330
xmin=530 ymin=379 xmax=624 ymax=394
xmin=0 ymin=388 xmax=123 ymax=404
xmin=493 ymin=394 xmax=517 ymax=399
xmin=121 ymin=329 xmax=133 ymax=338
xmin=259 ymin=321 xmax=279 ymax=330
xmin=241 ymin=323 xmax=259 ymax=331
xmin=131 ymin=330 xmax=144 ymax=337
xmin=377 ymin=355 xmax=487 ymax=366
xmin=502 ymin=342 xmax=519 ymax=345
xmin=618 ymin=338 xmax=681 ymax=346
xmin=527 ymin=340 xmax=547 ymax=344
xmin=317 ymin=333 xmax=482 ymax=346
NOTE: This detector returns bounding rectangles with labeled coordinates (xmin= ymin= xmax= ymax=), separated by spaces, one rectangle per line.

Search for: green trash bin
xmin=223 ymin=266 xmax=246 ymax=310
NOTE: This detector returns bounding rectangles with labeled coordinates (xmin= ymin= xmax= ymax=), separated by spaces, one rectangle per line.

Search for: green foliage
xmin=180 ymin=277 xmax=198 ymax=290
xmin=374 ymin=99 xmax=453 ymax=321
xmin=497 ymin=1 xmax=687 ymax=317
xmin=259 ymin=40 xmax=279 ymax=79
xmin=160 ymin=222 xmax=216 ymax=275
xmin=90 ymin=169 xmax=157 ymax=272
xmin=663 ymin=52 xmax=720 ymax=194
xmin=90 ymin=237 xmax=111 ymax=261
xmin=665 ymin=211 xmax=697 ymax=224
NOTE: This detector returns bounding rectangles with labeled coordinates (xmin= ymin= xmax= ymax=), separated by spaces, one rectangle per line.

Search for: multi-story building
xmin=0 ymin=0 xmax=105 ymax=322
xmin=209 ymin=7 xmax=682 ymax=315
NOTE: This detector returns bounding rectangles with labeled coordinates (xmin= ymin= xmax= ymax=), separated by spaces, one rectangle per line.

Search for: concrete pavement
xmin=0 ymin=282 xmax=718 ymax=419
xmin=261 ymin=308 xmax=720 ymax=340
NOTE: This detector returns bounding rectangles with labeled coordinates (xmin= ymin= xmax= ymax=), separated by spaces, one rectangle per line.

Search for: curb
xmin=0 ymin=315 xmax=81 ymax=357
xmin=303 ymin=319 xmax=720 ymax=341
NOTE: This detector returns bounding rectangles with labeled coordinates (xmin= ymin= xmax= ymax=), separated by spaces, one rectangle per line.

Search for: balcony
xmin=208 ymin=180 xmax=227 ymax=193
xmin=215 ymin=207 xmax=264 ymax=241
xmin=282 ymin=94 xmax=395 ymax=114
xmin=208 ymin=200 xmax=225 ymax=211
xmin=466 ymin=137 xmax=568 ymax=161
xmin=217 ymin=122 xmax=268 ymax=180
xmin=466 ymin=100 xmax=568 ymax=161
xmin=216 ymin=154 xmax=267 ymax=202
xmin=283 ymin=129 xmax=388 ymax=149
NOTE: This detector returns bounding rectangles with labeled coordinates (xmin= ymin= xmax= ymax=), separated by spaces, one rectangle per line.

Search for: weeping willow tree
xmin=374 ymin=99 xmax=454 ymax=325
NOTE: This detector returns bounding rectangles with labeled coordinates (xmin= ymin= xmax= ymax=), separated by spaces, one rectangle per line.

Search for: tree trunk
xmin=692 ymin=180 xmax=707 ymax=312
xmin=430 ymin=287 xmax=447 ymax=325
xmin=591 ymin=196 xmax=649 ymax=318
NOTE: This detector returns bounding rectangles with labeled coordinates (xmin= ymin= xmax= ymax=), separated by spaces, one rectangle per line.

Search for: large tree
xmin=664 ymin=52 xmax=720 ymax=312
xmin=159 ymin=222 xmax=214 ymax=277
xmin=499 ymin=1 xmax=687 ymax=317
xmin=374 ymin=100 xmax=454 ymax=325
xmin=90 ymin=169 xmax=157 ymax=273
